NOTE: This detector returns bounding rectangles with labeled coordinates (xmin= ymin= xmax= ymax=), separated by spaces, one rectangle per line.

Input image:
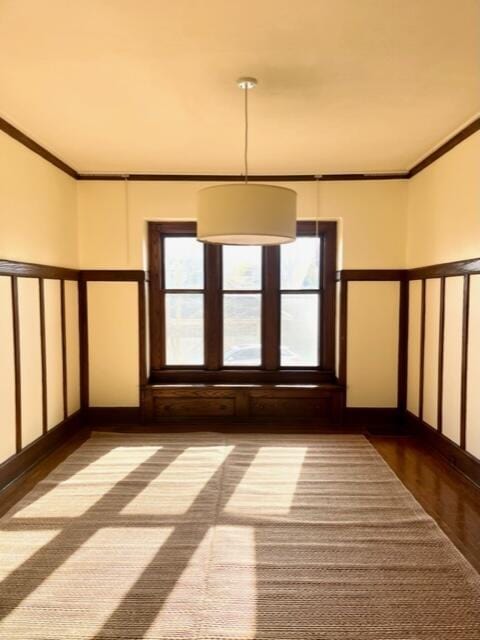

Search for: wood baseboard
xmin=85 ymin=407 xmax=141 ymax=425
xmin=2 ymin=406 xmax=478 ymax=502
xmin=344 ymin=407 xmax=402 ymax=425
xmin=0 ymin=411 xmax=86 ymax=493
xmin=405 ymin=411 xmax=480 ymax=487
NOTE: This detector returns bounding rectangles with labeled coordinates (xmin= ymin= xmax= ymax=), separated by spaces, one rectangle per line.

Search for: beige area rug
xmin=0 ymin=432 xmax=479 ymax=639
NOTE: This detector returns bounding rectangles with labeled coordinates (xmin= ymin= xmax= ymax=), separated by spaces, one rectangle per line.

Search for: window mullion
xmin=149 ymin=231 xmax=165 ymax=370
xmin=263 ymin=245 xmax=280 ymax=370
xmin=204 ymin=244 xmax=222 ymax=369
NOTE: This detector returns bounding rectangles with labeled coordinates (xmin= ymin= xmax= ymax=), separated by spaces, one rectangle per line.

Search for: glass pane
xmin=281 ymin=237 xmax=320 ymax=289
xmin=165 ymin=294 xmax=204 ymax=365
xmin=164 ymin=237 xmax=203 ymax=289
xmin=281 ymin=294 xmax=319 ymax=366
xmin=223 ymin=245 xmax=262 ymax=290
xmin=223 ymin=294 xmax=261 ymax=366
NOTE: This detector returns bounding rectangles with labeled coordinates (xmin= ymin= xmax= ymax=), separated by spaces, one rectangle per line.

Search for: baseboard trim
xmin=406 ymin=411 xmax=480 ymax=487
xmin=85 ymin=407 xmax=141 ymax=425
xmin=0 ymin=411 xmax=85 ymax=493
xmin=344 ymin=407 xmax=402 ymax=425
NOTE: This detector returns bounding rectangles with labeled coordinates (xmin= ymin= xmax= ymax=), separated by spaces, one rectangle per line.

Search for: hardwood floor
xmin=1 ymin=425 xmax=479 ymax=573
xmin=369 ymin=434 xmax=480 ymax=573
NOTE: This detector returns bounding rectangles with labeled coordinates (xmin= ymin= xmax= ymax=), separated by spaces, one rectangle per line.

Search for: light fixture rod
xmin=244 ymin=86 xmax=248 ymax=183
xmin=237 ymin=77 xmax=257 ymax=184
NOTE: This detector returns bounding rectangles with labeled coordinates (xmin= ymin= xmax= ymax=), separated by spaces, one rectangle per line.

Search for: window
xmin=163 ymin=237 xmax=204 ymax=365
xmin=223 ymin=245 xmax=262 ymax=366
xmin=149 ymin=221 xmax=337 ymax=383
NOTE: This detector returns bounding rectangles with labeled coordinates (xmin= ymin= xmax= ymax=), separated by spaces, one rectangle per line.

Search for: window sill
xmin=149 ymin=368 xmax=339 ymax=385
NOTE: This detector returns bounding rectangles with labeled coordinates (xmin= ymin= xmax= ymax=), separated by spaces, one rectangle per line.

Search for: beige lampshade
xmin=197 ymin=183 xmax=297 ymax=245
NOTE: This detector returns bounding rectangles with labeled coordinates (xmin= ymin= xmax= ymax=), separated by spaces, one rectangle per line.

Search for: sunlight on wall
xmin=122 ymin=445 xmax=233 ymax=515
xmin=225 ymin=447 xmax=307 ymax=515
xmin=0 ymin=527 xmax=173 ymax=639
xmin=13 ymin=445 xmax=161 ymax=518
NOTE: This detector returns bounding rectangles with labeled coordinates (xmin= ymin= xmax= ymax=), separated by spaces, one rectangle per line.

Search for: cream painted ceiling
xmin=0 ymin=0 xmax=479 ymax=174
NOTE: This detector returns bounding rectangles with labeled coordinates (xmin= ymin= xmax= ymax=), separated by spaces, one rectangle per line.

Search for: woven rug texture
xmin=0 ymin=432 xmax=478 ymax=639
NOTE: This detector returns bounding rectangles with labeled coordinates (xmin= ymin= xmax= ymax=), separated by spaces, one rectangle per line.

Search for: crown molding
xmin=1 ymin=115 xmax=479 ymax=182
xmin=0 ymin=117 xmax=78 ymax=178
xmin=408 ymin=116 xmax=480 ymax=178
xmin=76 ymin=172 xmax=407 ymax=181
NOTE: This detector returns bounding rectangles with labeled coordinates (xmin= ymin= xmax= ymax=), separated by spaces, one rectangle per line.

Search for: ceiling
xmin=0 ymin=0 xmax=479 ymax=175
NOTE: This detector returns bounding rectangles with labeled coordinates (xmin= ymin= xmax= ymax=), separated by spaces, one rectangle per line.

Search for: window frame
xmin=148 ymin=220 xmax=337 ymax=384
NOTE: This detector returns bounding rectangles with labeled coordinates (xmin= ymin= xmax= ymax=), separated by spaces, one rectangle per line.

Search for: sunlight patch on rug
xmin=121 ymin=445 xmax=233 ymax=515
xmin=0 ymin=530 xmax=61 ymax=580
xmin=12 ymin=446 xmax=162 ymax=518
xmin=0 ymin=527 xmax=173 ymax=639
xmin=225 ymin=446 xmax=307 ymax=515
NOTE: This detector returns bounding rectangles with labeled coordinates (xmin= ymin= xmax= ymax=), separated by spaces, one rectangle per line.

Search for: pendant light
xmin=197 ymin=78 xmax=297 ymax=245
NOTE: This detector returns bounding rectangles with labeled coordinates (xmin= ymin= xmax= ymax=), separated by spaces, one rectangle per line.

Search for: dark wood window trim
xmin=148 ymin=221 xmax=337 ymax=384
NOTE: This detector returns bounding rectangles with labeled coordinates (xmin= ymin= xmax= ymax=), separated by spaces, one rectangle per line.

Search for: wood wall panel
xmin=88 ymin=282 xmax=139 ymax=407
xmin=422 ymin=279 xmax=441 ymax=429
xmin=466 ymin=274 xmax=480 ymax=459
xmin=144 ymin=384 xmax=344 ymax=424
xmin=0 ymin=276 xmax=16 ymax=462
xmin=407 ymin=280 xmax=422 ymax=416
xmin=335 ymin=281 xmax=340 ymax=378
xmin=346 ymin=281 xmax=400 ymax=408
xmin=64 ymin=280 xmax=81 ymax=415
xmin=43 ymin=279 xmax=64 ymax=429
xmin=17 ymin=277 xmax=43 ymax=446
xmin=442 ymin=276 xmax=464 ymax=445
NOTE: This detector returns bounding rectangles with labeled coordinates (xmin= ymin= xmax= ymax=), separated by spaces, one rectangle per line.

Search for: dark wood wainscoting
xmin=406 ymin=412 xmax=480 ymax=487
xmin=0 ymin=411 xmax=85 ymax=494
xmin=142 ymin=384 xmax=345 ymax=424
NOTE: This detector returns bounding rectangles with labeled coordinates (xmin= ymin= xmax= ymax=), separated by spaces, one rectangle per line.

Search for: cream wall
xmin=87 ymin=282 xmax=139 ymax=407
xmin=466 ymin=275 xmax=480 ymax=459
xmin=2 ymin=118 xmax=479 ymax=461
xmin=406 ymin=280 xmax=422 ymax=416
xmin=0 ymin=134 xmax=80 ymax=464
xmin=441 ymin=276 xmax=464 ymax=446
xmin=17 ymin=277 xmax=43 ymax=447
xmin=0 ymin=276 xmax=16 ymax=462
xmin=406 ymin=131 xmax=480 ymax=268
xmin=78 ymin=179 xmax=407 ymax=270
xmin=405 ymin=133 xmax=480 ymax=461
xmin=44 ymin=279 xmax=64 ymax=430
xmin=422 ymin=279 xmax=441 ymax=429
xmin=78 ymin=178 xmax=407 ymax=407
xmin=64 ymin=280 xmax=81 ymax=416
xmin=346 ymin=281 xmax=399 ymax=408
xmin=0 ymin=131 xmax=78 ymax=267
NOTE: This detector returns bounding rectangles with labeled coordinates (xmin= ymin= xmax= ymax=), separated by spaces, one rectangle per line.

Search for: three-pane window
xmin=149 ymin=221 xmax=336 ymax=383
